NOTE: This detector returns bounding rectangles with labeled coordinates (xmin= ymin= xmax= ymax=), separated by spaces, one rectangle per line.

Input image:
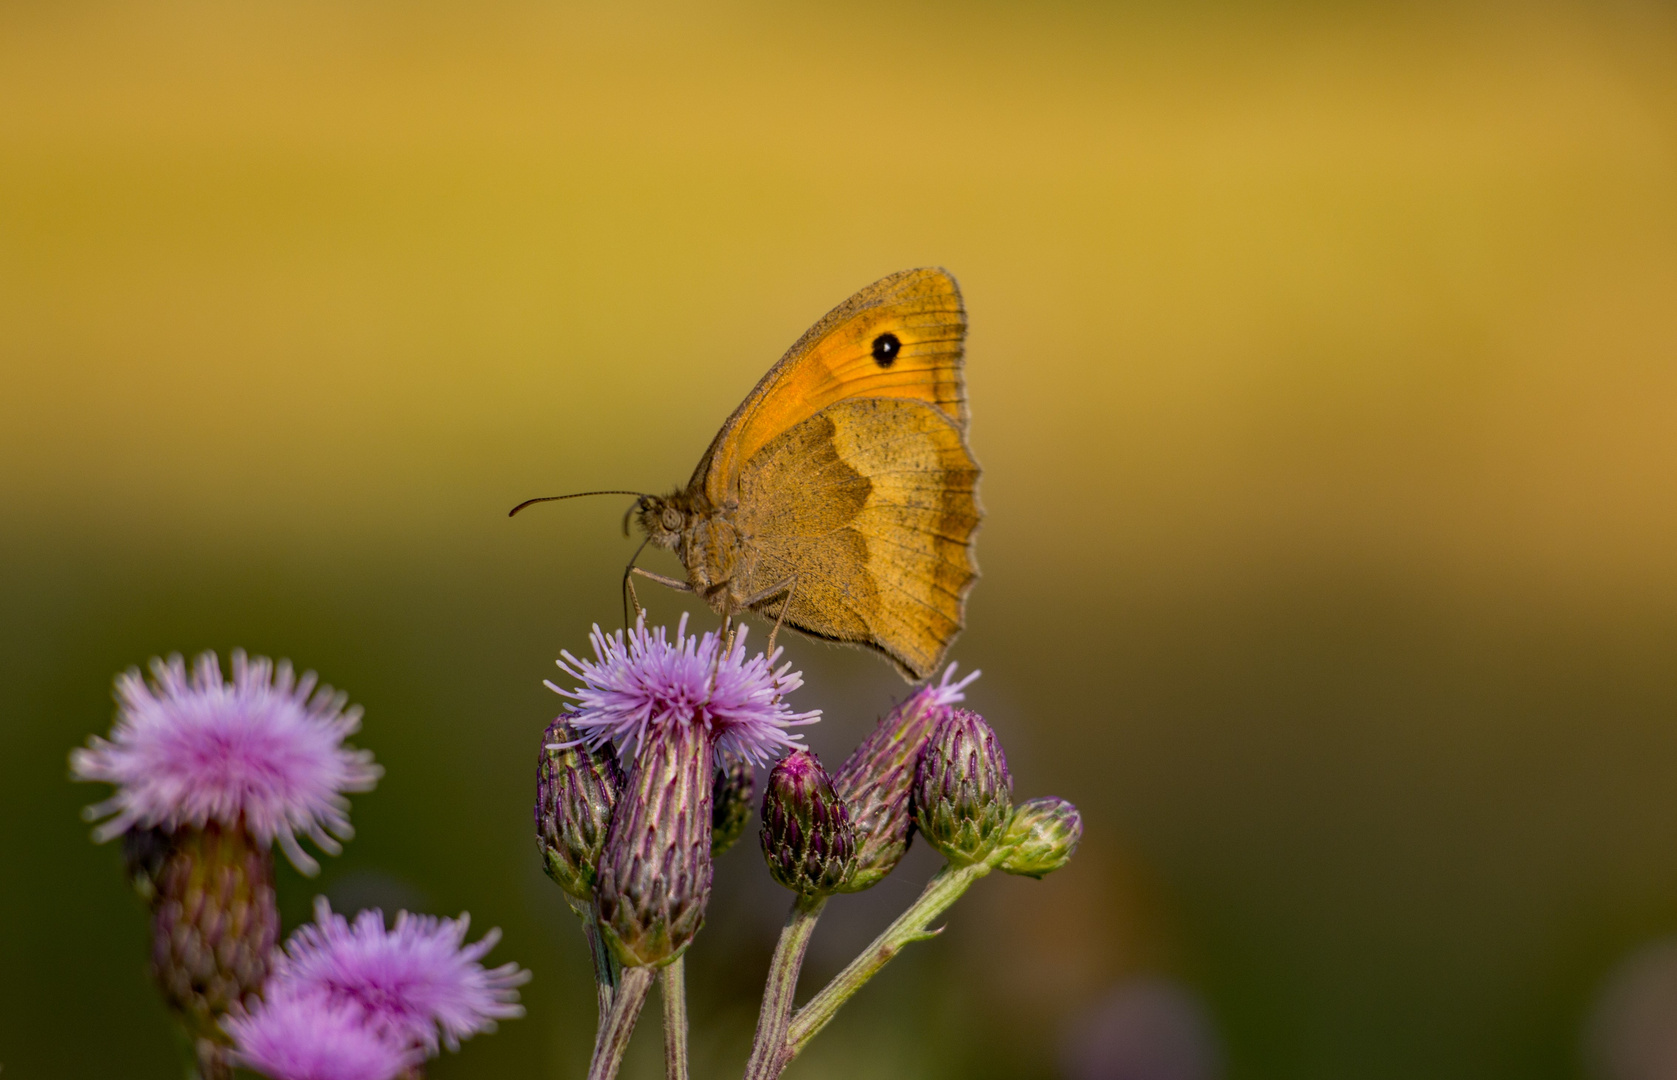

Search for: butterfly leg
xmin=623 ymin=564 xmax=693 ymax=626
xmin=740 ymin=576 xmax=799 ymax=660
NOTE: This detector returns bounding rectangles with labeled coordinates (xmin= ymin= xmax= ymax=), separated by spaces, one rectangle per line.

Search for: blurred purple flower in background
xmin=226 ymin=991 xmax=418 ymax=1080
xmin=70 ymin=650 xmax=381 ymax=874
xmin=1584 ymin=937 xmax=1677 ymax=1080
xmin=1062 ymin=978 xmax=1224 ymax=1080
xmin=548 ymin=612 xmax=819 ymax=764
xmin=267 ymin=897 xmax=529 ymax=1054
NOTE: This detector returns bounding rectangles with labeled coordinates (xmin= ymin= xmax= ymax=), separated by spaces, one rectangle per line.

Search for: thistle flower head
xmin=70 ymin=651 xmax=382 ymax=874
xmin=913 ymin=707 xmax=1013 ymax=866
xmin=271 ymin=898 xmax=529 ymax=1054
xmin=711 ymin=754 xmax=756 ymax=856
xmin=997 ymin=796 xmax=1083 ymax=878
xmin=536 ymin=715 xmax=623 ymax=900
xmin=547 ymin=613 xmax=819 ymax=765
xmin=761 ymin=749 xmax=856 ymax=896
xmin=834 ymin=663 xmax=979 ymax=892
xmin=227 ymin=990 xmax=419 ymax=1080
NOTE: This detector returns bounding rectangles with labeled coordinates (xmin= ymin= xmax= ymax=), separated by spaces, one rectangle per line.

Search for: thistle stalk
xmin=788 ymin=861 xmax=991 ymax=1058
xmin=743 ymin=895 xmax=827 ymax=1080
xmin=661 ymin=956 xmax=690 ymax=1080
xmin=588 ymin=966 xmax=655 ymax=1080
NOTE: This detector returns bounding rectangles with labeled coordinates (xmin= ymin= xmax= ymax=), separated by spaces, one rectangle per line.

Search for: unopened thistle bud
xmin=760 ymin=750 xmax=856 ymax=896
xmin=912 ymin=708 xmax=1013 ymax=866
xmin=152 ymin=823 xmax=279 ymax=1063
xmin=711 ymin=755 xmax=755 ymax=856
xmin=535 ymin=715 xmax=622 ymax=900
xmin=833 ymin=665 xmax=978 ymax=892
xmin=996 ymin=796 xmax=1082 ymax=878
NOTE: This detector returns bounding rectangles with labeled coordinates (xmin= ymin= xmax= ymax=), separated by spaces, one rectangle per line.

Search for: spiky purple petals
xmin=71 ymin=651 xmax=382 ymax=874
xmin=547 ymin=614 xmax=818 ymax=766
xmin=270 ymin=898 xmax=529 ymax=1054
xmin=227 ymin=991 xmax=418 ymax=1080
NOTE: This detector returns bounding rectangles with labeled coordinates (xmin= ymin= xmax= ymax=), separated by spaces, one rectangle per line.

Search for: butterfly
xmin=518 ymin=268 xmax=981 ymax=681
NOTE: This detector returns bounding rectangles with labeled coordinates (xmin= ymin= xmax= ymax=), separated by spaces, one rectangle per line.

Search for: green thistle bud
xmin=594 ymin=723 xmax=714 ymax=968
xmin=832 ymin=670 xmax=974 ymax=892
xmin=711 ymin=754 xmax=755 ymax=856
xmin=912 ymin=708 xmax=1012 ymax=866
xmin=996 ymin=796 xmax=1082 ymax=878
xmin=151 ymin=823 xmax=278 ymax=1072
xmin=535 ymin=715 xmax=623 ymax=900
xmin=760 ymin=749 xmax=856 ymax=896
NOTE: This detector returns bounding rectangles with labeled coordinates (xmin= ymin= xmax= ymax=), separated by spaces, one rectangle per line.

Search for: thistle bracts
xmin=996 ymin=796 xmax=1082 ymax=878
xmin=832 ymin=665 xmax=978 ymax=892
xmin=760 ymin=750 xmax=856 ymax=897
xmin=594 ymin=721 xmax=715 ymax=968
xmin=536 ymin=716 xmax=622 ymax=900
xmin=152 ymin=823 xmax=278 ymax=1075
xmin=912 ymin=708 xmax=1012 ymax=866
xmin=712 ymin=754 xmax=756 ymax=856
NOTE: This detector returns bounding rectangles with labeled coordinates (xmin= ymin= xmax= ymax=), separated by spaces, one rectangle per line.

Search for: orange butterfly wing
xmin=691 ymin=267 xmax=969 ymax=504
xmin=689 ymin=267 xmax=981 ymax=679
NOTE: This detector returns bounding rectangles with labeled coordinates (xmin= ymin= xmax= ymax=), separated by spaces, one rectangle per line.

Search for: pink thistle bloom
xmin=547 ymin=613 xmax=820 ymax=766
xmin=271 ymin=897 xmax=529 ymax=1054
xmin=70 ymin=651 xmax=382 ymax=874
xmin=226 ymin=990 xmax=419 ymax=1080
xmin=922 ymin=662 xmax=982 ymax=711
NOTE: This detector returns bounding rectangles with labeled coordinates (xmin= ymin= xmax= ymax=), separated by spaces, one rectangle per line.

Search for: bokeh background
xmin=5 ymin=1 xmax=1677 ymax=1077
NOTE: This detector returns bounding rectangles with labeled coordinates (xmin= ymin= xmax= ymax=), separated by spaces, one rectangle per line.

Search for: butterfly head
xmin=634 ymin=493 xmax=688 ymax=551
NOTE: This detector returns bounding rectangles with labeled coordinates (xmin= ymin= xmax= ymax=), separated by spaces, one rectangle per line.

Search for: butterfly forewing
xmin=689 ymin=267 xmax=981 ymax=679
xmin=694 ymin=267 xmax=969 ymax=506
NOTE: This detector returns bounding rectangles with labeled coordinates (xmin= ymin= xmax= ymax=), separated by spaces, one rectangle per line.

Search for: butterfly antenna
xmin=507 ymin=490 xmax=647 ymax=518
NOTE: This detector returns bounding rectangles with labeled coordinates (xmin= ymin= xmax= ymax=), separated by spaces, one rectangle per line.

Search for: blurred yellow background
xmin=4 ymin=1 xmax=1677 ymax=1077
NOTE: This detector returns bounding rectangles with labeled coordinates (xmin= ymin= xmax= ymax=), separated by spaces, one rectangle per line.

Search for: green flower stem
xmin=588 ymin=965 xmax=654 ymax=1080
xmin=661 ymin=955 xmax=690 ymax=1080
xmin=569 ymin=896 xmax=620 ymax=1033
xmin=743 ymin=894 xmax=828 ymax=1080
xmin=787 ymin=862 xmax=990 ymax=1058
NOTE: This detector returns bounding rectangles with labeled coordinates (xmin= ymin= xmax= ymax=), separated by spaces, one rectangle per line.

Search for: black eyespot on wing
xmin=871 ymin=332 xmax=901 ymax=367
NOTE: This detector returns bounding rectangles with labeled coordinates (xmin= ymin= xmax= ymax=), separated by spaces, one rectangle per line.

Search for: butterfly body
xmin=633 ymin=268 xmax=981 ymax=681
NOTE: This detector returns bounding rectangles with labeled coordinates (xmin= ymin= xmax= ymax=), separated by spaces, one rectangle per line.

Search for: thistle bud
xmin=594 ymin=722 xmax=714 ymax=968
xmin=151 ymin=823 xmax=279 ymax=1070
xmin=996 ymin=796 xmax=1082 ymax=878
xmin=711 ymin=755 xmax=755 ymax=856
xmin=832 ymin=666 xmax=978 ymax=892
xmin=535 ymin=715 xmax=622 ymax=900
xmin=912 ymin=708 xmax=1012 ymax=866
xmin=760 ymin=750 xmax=856 ymax=896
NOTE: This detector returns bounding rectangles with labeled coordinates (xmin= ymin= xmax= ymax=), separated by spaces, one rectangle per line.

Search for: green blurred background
xmin=5 ymin=1 xmax=1677 ymax=1077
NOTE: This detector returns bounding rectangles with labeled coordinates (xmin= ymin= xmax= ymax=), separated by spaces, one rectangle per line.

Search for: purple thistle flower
xmin=271 ymin=897 xmax=529 ymax=1054
xmin=226 ymin=990 xmax=419 ymax=1080
xmin=70 ymin=651 xmax=382 ymax=875
xmin=547 ymin=613 xmax=819 ymax=766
